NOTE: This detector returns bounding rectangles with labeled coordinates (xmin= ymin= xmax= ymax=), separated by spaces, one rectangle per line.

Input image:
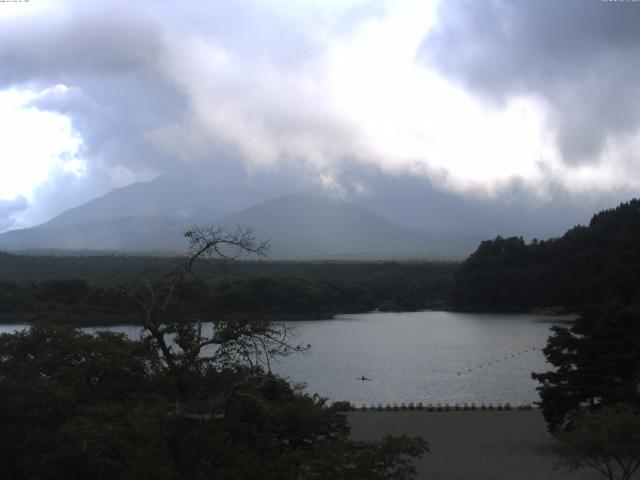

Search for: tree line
xmin=518 ymin=200 xmax=640 ymax=479
xmin=0 ymin=266 xmax=454 ymax=324
xmin=453 ymin=199 xmax=640 ymax=310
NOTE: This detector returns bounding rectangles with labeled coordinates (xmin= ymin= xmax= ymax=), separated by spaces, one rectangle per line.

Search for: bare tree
xmin=121 ymin=225 xmax=306 ymax=374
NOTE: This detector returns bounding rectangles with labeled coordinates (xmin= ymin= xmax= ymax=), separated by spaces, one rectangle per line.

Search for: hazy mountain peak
xmin=41 ymin=176 xmax=216 ymax=229
xmin=0 ymin=183 xmax=479 ymax=259
xmin=216 ymin=193 xmax=431 ymax=258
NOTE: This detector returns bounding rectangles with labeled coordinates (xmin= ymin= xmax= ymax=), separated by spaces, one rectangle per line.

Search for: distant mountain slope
xmin=0 ymin=191 xmax=477 ymax=258
xmin=41 ymin=176 xmax=225 ymax=229
xmin=453 ymin=198 xmax=640 ymax=309
xmin=40 ymin=172 xmax=295 ymax=230
xmin=0 ymin=209 xmax=221 ymax=252
xmin=217 ymin=194 xmax=446 ymax=258
xmin=0 ymin=182 xmax=484 ymax=259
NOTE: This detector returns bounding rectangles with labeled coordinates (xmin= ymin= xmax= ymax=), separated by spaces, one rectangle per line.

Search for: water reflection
xmin=0 ymin=311 xmax=569 ymax=405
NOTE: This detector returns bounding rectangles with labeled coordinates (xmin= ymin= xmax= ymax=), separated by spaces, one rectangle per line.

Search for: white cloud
xmin=0 ymin=88 xmax=83 ymax=203
xmin=1 ymin=0 xmax=639 ymax=229
xmin=144 ymin=0 xmax=640 ymax=200
xmin=325 ymin=2 xmax=554 ymax=195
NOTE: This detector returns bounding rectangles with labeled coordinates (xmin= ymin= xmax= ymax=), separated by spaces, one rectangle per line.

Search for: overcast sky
xmin=1 ymin=0 xmax=639 ymax=232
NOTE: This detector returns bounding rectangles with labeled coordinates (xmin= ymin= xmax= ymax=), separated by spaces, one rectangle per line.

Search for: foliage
xmin=0 ymin=323 xmax=429 ymax=479
xmin=556 ymin=405 xmax=640 ymax=480
xmin=453 ymin=199 xmax=640 ymax=309
xmin=532 ymin=304 xmax=640 ymax=432
xmin=0 ymin=323 xmax=167 ymax=480
xmin=301 ymin=434 xmax=428 ymax=480
xmin=200 ymin=277 xmax=375 ymax=315
xmin=0 ymin=226 xmax=428 ymax=479
xmin=0 ymin=261 xmax=455 ymax=323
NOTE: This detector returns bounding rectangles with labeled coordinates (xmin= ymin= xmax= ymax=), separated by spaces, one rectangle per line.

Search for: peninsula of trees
xmin=453 ymin=199 xmax=640 ymax=311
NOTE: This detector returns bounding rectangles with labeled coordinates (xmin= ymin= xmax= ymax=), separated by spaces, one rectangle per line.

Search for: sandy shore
xmin=348 ymin=410 xmax=603 ymax=480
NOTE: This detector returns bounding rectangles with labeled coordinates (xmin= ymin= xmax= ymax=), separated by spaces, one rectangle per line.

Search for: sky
xmin=1 ymin=0 xmax=639 ymax=233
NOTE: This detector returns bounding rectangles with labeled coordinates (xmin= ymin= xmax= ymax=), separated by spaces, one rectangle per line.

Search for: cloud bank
xmin=421 ymin=0 xmax=640 ymax=167
xmin=0 ymin=0 xmax=639 ymax=230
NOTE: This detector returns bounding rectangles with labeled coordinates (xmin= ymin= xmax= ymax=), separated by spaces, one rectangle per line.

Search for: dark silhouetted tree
xmin=533 ymin=304 xmax=640 ymax=432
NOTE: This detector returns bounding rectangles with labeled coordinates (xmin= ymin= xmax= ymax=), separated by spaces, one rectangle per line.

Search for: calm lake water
xmin=0 ymin=311 xmax=569 ymax=406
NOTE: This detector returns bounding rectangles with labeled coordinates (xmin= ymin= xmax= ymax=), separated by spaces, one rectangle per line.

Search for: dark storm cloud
xmin=0 ymin=10 xmax=163 ymax=85
xmin=30 ymin=76 xmax=187 ymax=172
xmin=0 ymin=1 xmax=369 ymax=183
xmin=307 ymin=161 xmax=635 ymax=239
xmin=0 ymin=0 xmax=636 ymax=236
xmin=0 ymin=0 xmax=380 ymax=227
xmin=0 ymin=6 xmax=195 ymax=228
xmin=0 ymin=3 xmax=188 ymax=176
xmin=420 ymin=0 xmax=640 ymax=164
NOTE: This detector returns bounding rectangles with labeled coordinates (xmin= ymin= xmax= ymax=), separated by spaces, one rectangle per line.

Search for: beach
xmin=348 ymin=410 xmax=603 ymax=480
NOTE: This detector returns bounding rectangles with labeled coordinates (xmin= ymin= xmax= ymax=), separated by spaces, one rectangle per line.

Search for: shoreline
xmin=0 ymin=306 xmax=577 ymax=327
xmin=0 ymin=310 xmax=343 ymax=327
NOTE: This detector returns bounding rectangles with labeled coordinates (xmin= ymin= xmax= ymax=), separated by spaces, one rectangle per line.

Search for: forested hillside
xmin=0 ymin=256 xmax=455 ymax=323
xmin=453 ymin=199 xmax=640 ymax=310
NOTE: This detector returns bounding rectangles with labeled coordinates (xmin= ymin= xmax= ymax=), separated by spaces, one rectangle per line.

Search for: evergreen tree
xmin=533 ymin=303 xmax=640 ymax=432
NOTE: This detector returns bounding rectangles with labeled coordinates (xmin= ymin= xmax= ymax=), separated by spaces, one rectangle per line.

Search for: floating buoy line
xmin=454 ymin=346 xmax=540 ymax=376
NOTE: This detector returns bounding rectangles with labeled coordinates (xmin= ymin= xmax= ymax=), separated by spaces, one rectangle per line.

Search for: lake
xmin=0 ymin=311 xmax=568 ymax=406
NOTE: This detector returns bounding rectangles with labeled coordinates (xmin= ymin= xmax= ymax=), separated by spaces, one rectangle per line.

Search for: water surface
xmin=0 ymin=311 xmax=567 ymax=406
xmin=273 ymin=311 xmax=564 ymax=406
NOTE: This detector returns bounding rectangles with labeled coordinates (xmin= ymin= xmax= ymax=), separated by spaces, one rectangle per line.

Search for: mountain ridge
xmin=41 ymin=176 xmax=226 ymax=229
xmin=0 ymin=189 xmax=478 ymax=259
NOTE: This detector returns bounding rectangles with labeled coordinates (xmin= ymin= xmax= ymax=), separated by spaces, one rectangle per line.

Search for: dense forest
xmin=453 ymin=199 xmax=640 ymax=310
xmin=0 ymin=256 xmax=455 ymax=323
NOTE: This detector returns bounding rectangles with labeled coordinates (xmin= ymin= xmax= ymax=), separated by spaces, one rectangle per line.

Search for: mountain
xmin=0 ymin=212 xmax=214 ymax=252
xmin=216 ymin=193 xmax=454 ymax=258
xmin=23 ymin=171 xmax=628 ymax=245
xmin=0 ymin=191 xmax=477 ymax=258
xmin=39 ymin=172 xmax=296 ymax=229
xmin=40 ymin=176 xmax=225 ymax=229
